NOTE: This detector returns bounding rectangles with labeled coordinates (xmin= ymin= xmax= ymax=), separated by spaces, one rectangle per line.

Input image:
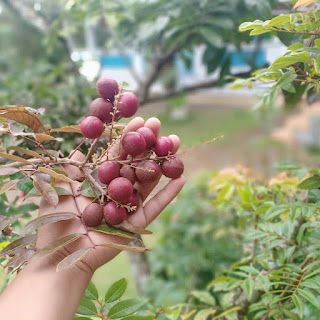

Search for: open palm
xmin=36 ymin=117 xmax=186 ymax=273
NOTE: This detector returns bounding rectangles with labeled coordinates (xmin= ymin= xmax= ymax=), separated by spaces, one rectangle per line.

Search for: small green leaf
xmin=108 ymin=299 xmax=146 ymax=319
xmin=191 ymin=290 xmax=216 ymax=306
xmin=80 ymin=180 xmax=97 ymax=198
xmin=84 ymin=281 xmax=99 ymax=300
xmin=105 ymin=278 xmax=127 ymax=303
xmin=298 ymin=288 xmax=320 ymax=308
xmin=292 ymin=295 xmax=304 ymax=318
xmin=299 ymin=176 xmax=320 ymax=190
xmin=93 ymin=226 xmax=137 ymax=240
xmin=76 ymin=297 xmax=97 ymax=316
xmin=121 ymin=316 xmax=155 ymax=320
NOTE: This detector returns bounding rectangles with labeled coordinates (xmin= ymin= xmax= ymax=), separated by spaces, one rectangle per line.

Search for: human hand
xmin=35 ymin=117 xmax=186 ymax=274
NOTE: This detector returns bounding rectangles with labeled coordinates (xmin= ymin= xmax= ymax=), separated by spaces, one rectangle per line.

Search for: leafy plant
xmin=75 ymin=278 xmax=154 ymax=320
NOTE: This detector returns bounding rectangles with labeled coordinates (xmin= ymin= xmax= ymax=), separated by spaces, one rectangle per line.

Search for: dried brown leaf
xmin=32 ymin=233 xmax=84 ymax=261
xmin=6 ymin=248 xmax=35 ymax=269
xmin=56 ymin=247 xmax=92 ymax=272
xmin=8 ymin=146 xmax=45 ymax=160
xmin=21 ymin=212 xmax=77 ymax=237
xmin=0 ymin=180 xmax=20 ymax=195
xmin=0 ymin=152 xmax=33 ymax=165
xmin=38 ymin=167 xmax=75 ymax=184
xmin=32 ymin=175 xmax=59 ymax=207
xmin=0 ymin=167 xmax=20 ymax=176
xmin=0 ymin=106 xmax=47 ymax=133
xmin=0 ymin=214 xmax=21 ymax=233
xmin=51 ymin=125 xmax=116 ymax=137
xmin=115 ymin=221 xmax=152 ymax=235
xmin=35 ymin=133 xmax=59 ymax=143
xmin=0 ymin=234 xmax=37 ymax=256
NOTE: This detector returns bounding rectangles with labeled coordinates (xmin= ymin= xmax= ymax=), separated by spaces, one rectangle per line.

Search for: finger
xmin=169 ymin=134 xmax=180 ymax=154
xmin=144 ymin=117 xmax=161 ymax=137
xmin=64 ymin=150 xmax=86 ymax=179
xmin=144 ymin=175 xmax=186 ymax=225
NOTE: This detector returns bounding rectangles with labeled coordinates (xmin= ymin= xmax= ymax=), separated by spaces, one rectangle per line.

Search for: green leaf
xmin=121 ymin=316 xmax=155 ymax=320
xmin=105 ymin=278 xmax=127 ymax=303
xmin=191 ymin=290 xmax=216 ymax=306
xmin=276 ymin=70 xmax=297 ymax=89
xmin=292 ymin=295 xmax=304 ymax=318
xmin=80 ymin=180 xmax=97 ymax=198
xmin=299 ymin=176 xmax=320 ymax=190
xmin=84 ymin=281 xmax=99 ymax=301
xmin=297 ymin=288 xmax=320 ymax=308
xmin=92 ymin=225 xmax=137 ymax=240
xmin=199 ymin=27 xmax=223 ymax=48
xmin=108 ymin=299 xmax=146 ymax=319
xmin=76 ymin=297 xmax=97 ymax=316
xmin=243 ymin=277 xmax=254 ymax=301
xmin=270 ymin=52 xmax=310 ymax=70
xmin=194 ymin=308 xmax=216 ymax=320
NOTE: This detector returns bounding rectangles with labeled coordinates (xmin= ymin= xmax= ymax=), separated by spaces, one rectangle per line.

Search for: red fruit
xmin=161 ymin=157 xmax=184 ymax=179
xmin=96 ymin=78 xmax=119 ymax=101
xmin=82 ymin=203 xmax=103 ymax=227
xmin=104 ymin=202 xmax=127 ymax=225
xmin=122 ymin=132 xmax=146 ymax=157
xmin=118 ymin=92 xmax=139 ymax=118
xmin=80 ymin=116 xmax=104 ymax=139
xmin=107 ymin=177 xmax=133 ymax=203
xmin=120 ymin=165 xmax=136 ymax=184
xmin=136 ymin=127 xmax=156 ymax=149
xmin=126 ymin=192 xmax=139 ymax=214
xmin=98 ymin=161 xmax=120 ymax=185
xmin=154 ymin=136 xmax=174 ymax=156
xmin=136 ymin=161 xmax=161 ymax=182
xmin=89 ymin=98 xmax=114 ymax=124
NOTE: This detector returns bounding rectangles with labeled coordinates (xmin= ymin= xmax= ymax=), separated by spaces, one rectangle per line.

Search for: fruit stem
xmin=82 ymin=138 xmax=99 ymax=165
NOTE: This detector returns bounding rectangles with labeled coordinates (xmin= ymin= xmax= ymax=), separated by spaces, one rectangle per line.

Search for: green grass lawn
xmin=157 ymin=108 xmax=260 ymax=148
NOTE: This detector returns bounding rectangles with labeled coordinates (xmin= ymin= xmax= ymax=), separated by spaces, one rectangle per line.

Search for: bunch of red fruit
xmin=80 ymin=78 xmax=184 ymax=229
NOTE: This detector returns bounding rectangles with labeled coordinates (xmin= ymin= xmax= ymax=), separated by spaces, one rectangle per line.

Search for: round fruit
xmin=80 ymin=116 xmax=104 ymax=139
xmin=82 ymin=203 xmax=103 ymax=227
xmin=107 ymin=177 xmax=133 ymax=203
xmin=136 ymin=161 xmax=161 ymax=182
xmin=96 ymin=78 xmax=119 ymax=101
xmin=89 ymin=98 xmax=114 ymax=124
xmin=98 ymin=161 xmax=120 ymax=185
xmin=126 ymin=192 xmax=139 ymax=214
xmin=154 ymin=136 xmax=174 ymax=156
xmin=136 ymin=127 xmax=156 ymax=149
xmin=122 ymin=132 xmax=146 ymax=157
xmin=120 ymin=165 xmax=136 ymax=184
xmin=104 ymin=202 xmax=127 ymax=225
xmin=161 ymin=157 xmax=184 ymax=179
xmin=118 ymin=92 xmax=139 ymax=118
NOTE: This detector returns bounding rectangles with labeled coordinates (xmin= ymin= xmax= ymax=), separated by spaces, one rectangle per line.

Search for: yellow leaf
xmin=38 ymin=167 xmax=75 ymax=184
xmin=0 ymin=152 xmax=33 ymax=165
xmin=35 ymin=133 xmax=59 ymax=143
xmin=293 ymin=0 xmax=315 ymax=9
xmin=212 ymin=306 xmax=242 ymax=320
xmin=0 ymin=106 xmax=47 ymax=133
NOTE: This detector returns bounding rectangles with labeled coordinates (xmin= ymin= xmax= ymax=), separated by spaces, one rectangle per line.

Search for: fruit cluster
xmin=80 ymin=78 xmax=184 ymax=228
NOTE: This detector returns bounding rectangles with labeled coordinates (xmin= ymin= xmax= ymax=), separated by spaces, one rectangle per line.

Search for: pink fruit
xmin=122 ymin=132 xmax=146 ymax=157
xmin=126 ymin=192 xmax=139 ymax=214
xmin=107 ymin=177 xmax=133 ymax=203
xmin=104 ymin=202 xmax=127 ymax=225
xmin=136 ymin=127 xmax=156 ymax=149
xmin=96 ymin=78 xmax=119 ymax=101
xmin=98 ymin=161 xmax=120 ymax=185
xmin=154 ymin=136 xmax=174 ymax=156
xmin=82 ymin=203 xmax=103 ymax=227
xmin=89 ymin=98 xmax=114 ymax=124
xmin=161 ymin=157 xmax=184 ymax=179
xmin=80 ymin=116 xmax=104 ymax=139
xmin=118 ymin=92 xmax=139 ymax=118
xmin=120 ymin=165 xmax=136 ymax=184
xmin=136 ymin=161 xmax=161 ymax=182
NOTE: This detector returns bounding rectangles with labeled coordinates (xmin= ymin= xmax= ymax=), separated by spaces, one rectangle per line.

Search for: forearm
xmin=0 ymin=251 xmax=92 ymax=320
